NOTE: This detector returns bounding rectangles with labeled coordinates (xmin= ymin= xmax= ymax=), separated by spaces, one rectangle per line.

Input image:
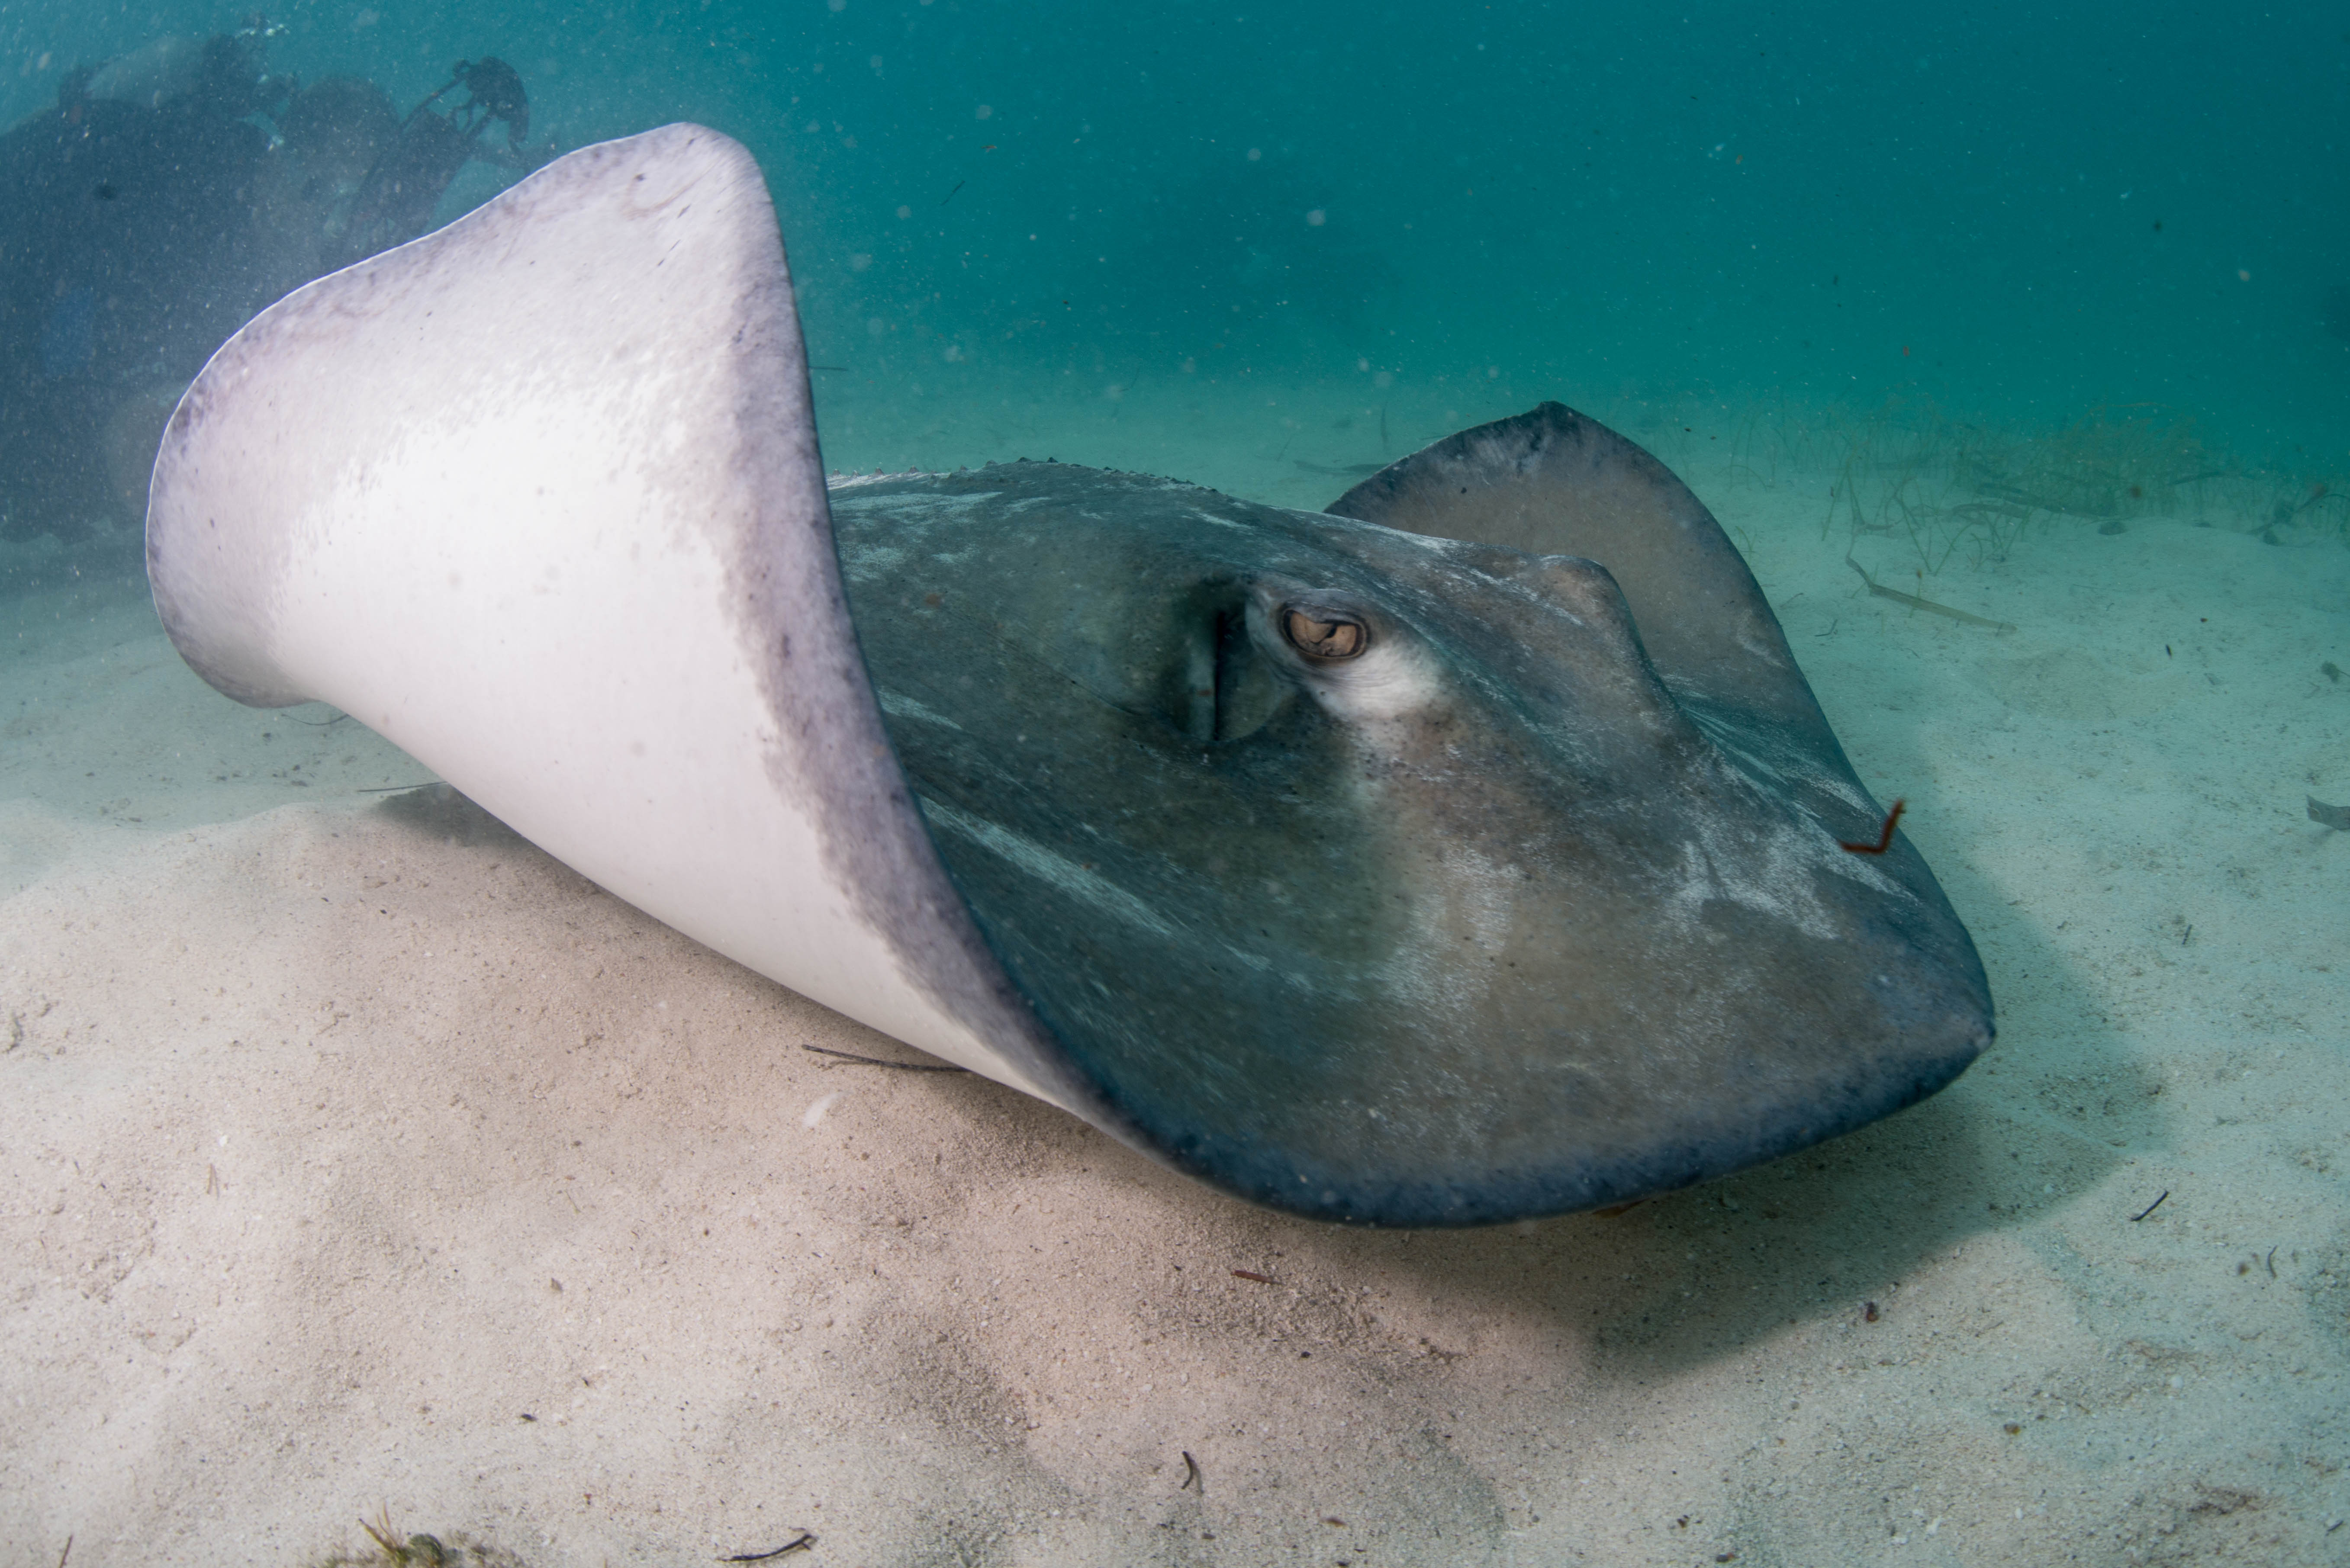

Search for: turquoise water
xmin=5 ymin=2 xmax=2346 ymax=477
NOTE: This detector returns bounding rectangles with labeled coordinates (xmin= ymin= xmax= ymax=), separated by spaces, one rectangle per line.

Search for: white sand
xmin=3 ymin=390 xmax=2347 ymax=1565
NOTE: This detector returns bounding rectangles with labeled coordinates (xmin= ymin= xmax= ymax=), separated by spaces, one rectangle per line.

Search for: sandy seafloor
xmin=2 ymin=374 xmax=2347 ymax=1568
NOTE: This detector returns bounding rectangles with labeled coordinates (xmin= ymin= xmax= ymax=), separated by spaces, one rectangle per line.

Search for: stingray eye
xmin=1280 ymin=607 xmax=1370 ymax=662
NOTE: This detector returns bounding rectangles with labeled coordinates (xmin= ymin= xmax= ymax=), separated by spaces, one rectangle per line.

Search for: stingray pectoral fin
xmin=1331 ymin=402 xmax=1834 ymax=749
xmin=1333 ymin=403 xmax=1947 ymax=890
xmin=145 ymin=124 xmax=1077 ymax=1111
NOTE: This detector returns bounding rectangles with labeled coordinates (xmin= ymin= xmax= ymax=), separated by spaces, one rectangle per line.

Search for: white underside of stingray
xmin=148 ymin=125 xmax=1075 ymax=1111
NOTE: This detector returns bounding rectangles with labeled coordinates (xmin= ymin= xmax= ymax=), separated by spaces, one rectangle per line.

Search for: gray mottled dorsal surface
xmin=833 ymin=451 xmax=1993 ymax=1225
xmin=1331 ymin=402 xmax=1835 ymax=753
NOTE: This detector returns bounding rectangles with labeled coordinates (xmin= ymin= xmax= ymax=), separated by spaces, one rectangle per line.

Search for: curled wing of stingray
xmin=146 ymin=124 xmax=1090 ymax=1115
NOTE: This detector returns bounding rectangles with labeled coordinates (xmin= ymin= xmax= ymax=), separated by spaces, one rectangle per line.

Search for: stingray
xmin=145 ymin=125 xmax=1992 ymax=1225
